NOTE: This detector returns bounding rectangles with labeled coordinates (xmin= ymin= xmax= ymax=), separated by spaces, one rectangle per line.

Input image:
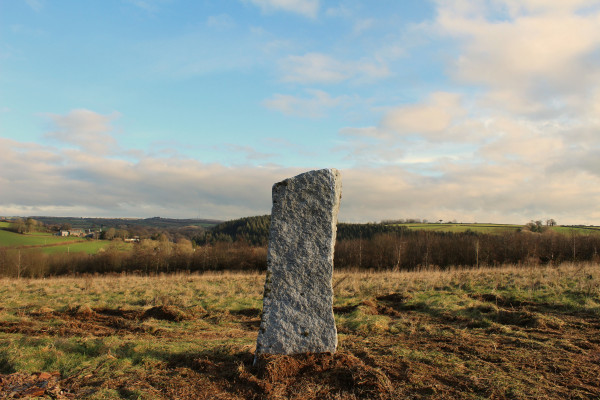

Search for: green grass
xmin=0 ymin=228 xmax=126 ymax=255
xmin=38 ymin=240 xmax=130 ymax=255
xmin=550 ymin=226 xmax=600 ymax=235
xmin=395 ymin=223 xmax=523 ymax=234
xmin=0 ymin=229 xmax=84 ymax=247
xmin=392 ymin=223 xmax=600 ymax=235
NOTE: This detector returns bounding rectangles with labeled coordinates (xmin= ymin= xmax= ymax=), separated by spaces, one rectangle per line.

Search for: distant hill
xmin=30 ymin=216 xmax=222 ymax=230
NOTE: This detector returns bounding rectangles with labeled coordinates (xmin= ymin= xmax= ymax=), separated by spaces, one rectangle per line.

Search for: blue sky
xmin=2 ymin=0 xmax=600 ymax=224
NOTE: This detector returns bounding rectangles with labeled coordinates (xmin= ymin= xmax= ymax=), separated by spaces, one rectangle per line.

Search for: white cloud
xmin=493 ymin=0 xmax=600 ymax=16
xmin=321 ymin=0 xmax=596 ymax=224
xmin=435 ymin=0 xmax=600 ymax=114
xmin=44 ymin=109 xmax=120 ymax=155
xmin=262 ymin=89 xmax=347 ymax=117
xmin=338 ymin=92 xmax=471 ymax=145
xmin=2 ymin=125 xmax=600 ymax=224
xmin=206 ymin=14 xmax=235 ymax=30
xmin=338 ymin=127 xmax=380 ymax=138
xmin=24 ymin=0 xmax=43 ymax=12
xmin=353 ymin=18 xmax=374 ymax=35
xmin=246 ymin=0 xmax=319 ymax=18
xmin=279 ymin=52 xmax=389 ymax=84
xmin=325 ymin=5 xmax=352 ymax=18
xmin=382 ymin=92 xmax=465 ymax=137
xmin=0 ymin=136 xmax=297 ymax=219
xmin=477 ymin=117 xmax=565 ymax=163
xmin=336 ymin=164 xmax=594 ymax=224
xmin=125 ymin=0 xmax=163 ymax=13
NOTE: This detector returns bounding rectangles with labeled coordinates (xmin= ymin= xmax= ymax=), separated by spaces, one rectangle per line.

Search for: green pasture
xmin=0 ymin=227 xmax=132 ymax=255
xmin=392 ymin=223 xmax=600 ymax=235
xmin=12 ymin=240 xmax=131 ymax=256
xmin=397 ymin=223 xmax=522 ymax=234
xmin=551 ymin=226 xmax=600 ymax=235
xmin=0 ymin=222 xmax=11 ymax=229
xmin=38 ymin=240 xmax=128 ymax=255
xmin=0 ymin=229 xmax=84 ymax=248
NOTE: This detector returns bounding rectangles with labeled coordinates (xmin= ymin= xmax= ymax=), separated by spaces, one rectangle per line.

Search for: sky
xmin=1 ymin=0 xmax=600 ymax=224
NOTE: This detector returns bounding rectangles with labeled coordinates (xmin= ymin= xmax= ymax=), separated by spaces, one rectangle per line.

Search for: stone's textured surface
xmin=256 ymin=168 xmax=342 ymax=355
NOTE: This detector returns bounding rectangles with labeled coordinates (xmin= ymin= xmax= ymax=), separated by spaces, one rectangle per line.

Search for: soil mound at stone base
xmin=246 ymin=352 xmax=393 ymax=399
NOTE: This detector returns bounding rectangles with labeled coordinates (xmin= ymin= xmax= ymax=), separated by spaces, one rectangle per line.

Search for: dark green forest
xmin=193 ymin=216 xmax=411 ymax=245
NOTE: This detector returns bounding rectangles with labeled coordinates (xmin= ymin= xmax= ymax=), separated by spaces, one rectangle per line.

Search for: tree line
xmin=1 ymin=216 xmax=599 ymax=277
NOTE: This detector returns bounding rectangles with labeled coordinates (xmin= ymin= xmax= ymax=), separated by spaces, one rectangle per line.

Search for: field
xmin=550 ymin=226 xmax=600 ymax=235
xmin=0 ymin=227 xmax=127 ymax=255
xmin=37 ymin=240 xmax=130 ymax=255
xmin=0 ymin=230 xmax=82 ymax=248
xmin=397 ymin=223 xmax=522 ymax=234
xmin=1 ymin=263 xmax=599 ymax=399
xmin=394 ymin=223 xmax=600 ymax=235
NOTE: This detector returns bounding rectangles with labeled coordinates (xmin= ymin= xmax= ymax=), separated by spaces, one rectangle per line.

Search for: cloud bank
xmin=2 ymin=105 xmax=599 ymax=224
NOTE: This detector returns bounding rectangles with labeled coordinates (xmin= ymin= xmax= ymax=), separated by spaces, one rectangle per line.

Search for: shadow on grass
xmin=335 ymin=290 xmax=600 ymax=332
xmin=0 ymin=350 xmax=16 ymax=374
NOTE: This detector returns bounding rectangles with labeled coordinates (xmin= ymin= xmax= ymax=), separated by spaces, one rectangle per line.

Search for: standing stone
xmin=256 ymin=168 xmax=342 ymax=356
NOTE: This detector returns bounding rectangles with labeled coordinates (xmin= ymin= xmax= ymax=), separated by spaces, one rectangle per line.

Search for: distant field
xmin=395 ymin=223 xmax=522 ymax=234
xmin=37 ymin=240 xmax=131 ymax=255
xmin=0 ymin=228 xmax=124 ymax=255
xmin=31 ymin=216 xmax=220 ymax=230
xmin=0 ymin=229 xmax=84 ymax=248
xmin=393 ymin=223 xmax=600 ymax=235
xmin=551 ymin=226 xmax=600 ymax=235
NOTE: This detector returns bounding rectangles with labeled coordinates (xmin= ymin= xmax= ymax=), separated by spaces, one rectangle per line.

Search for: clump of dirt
xmin=360 ymin=299 xmax=379 ymax=314
xmin=142 ymin=306 xmax=190 ymax=322
xmin=69 ymin=304 xmax=95 ymax=317
xmin=29 ymin=306 xmax=55 ymax=316
xmin=247 ymin=352 xmax=394 ymax=399
xmin=189 ymin=305 xmax=207 ymax=315
xmin=0 ymin=372 xmax=65 ymax=399
xmin=335 ymin=298 xmax=404 ymax=318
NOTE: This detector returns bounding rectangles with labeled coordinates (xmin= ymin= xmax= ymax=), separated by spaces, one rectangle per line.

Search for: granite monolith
xmin=255 ymin=168 xmax=342 ymax=356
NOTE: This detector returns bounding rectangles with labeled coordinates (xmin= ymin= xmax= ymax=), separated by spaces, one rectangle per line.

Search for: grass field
xmin=38 ymin=240 xmax=131 ymax=255
xmin=0 ymin=263 xmax=598 ymax=399
xmin=397 ymin=223 xmax=523 ymax=234
xmin=393 ymin=223 xmax=600 ymax=235
xmin=551 ymin=226 xmax=600 ymax=235
xmin=0 ymin=229 xmax=84 ymax=248
xmin=0 ymin=227 xmax=124 ymax=255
